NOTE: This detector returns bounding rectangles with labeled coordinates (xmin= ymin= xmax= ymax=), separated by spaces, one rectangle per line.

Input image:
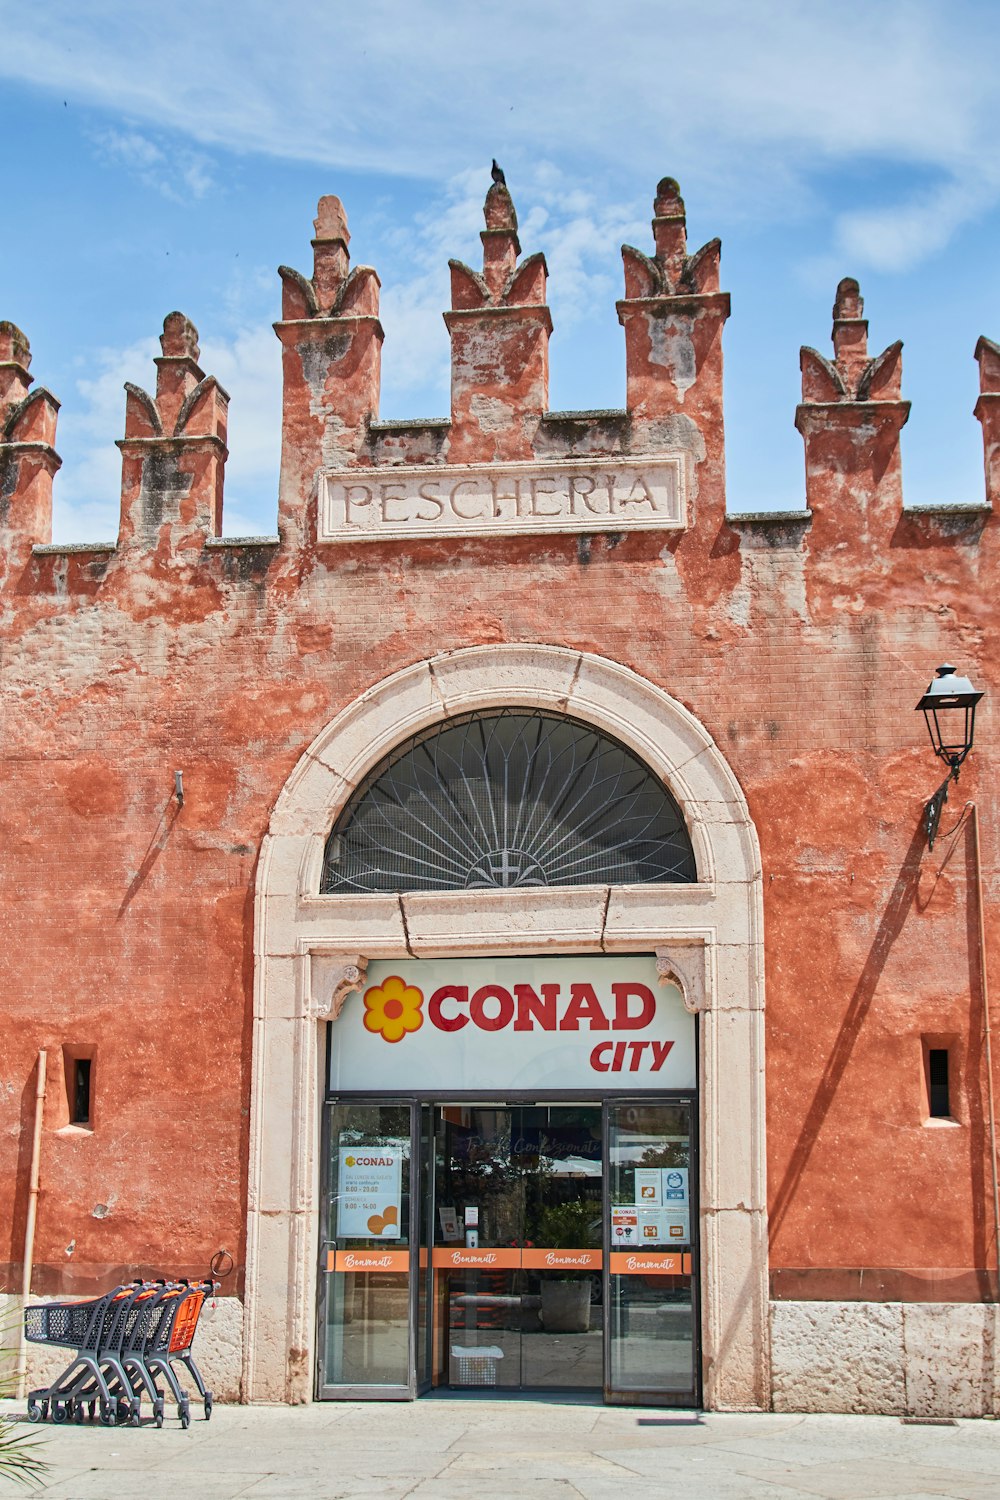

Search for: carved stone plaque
xmin=318 ymin=456 xmax=686 ymax=543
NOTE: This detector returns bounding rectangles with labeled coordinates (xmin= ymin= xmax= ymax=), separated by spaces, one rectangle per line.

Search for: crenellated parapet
xmin=117 ymin=313 xmax=230 ymax=553
xmin=2 ymin=171 xmax=999 ymax=597
xmin=795 ymin=278 xmax=909 ymax=542
xmin=616 ymin=178 xmax=729 ymax=429
xmin=974 ymin=335 xmax=1000 ymax=510
xmin=444 ymin=178 xmax=551 ymax=462
xmin=275 ymin=195 xmax=383 ymax=549
xmin=0 ymin=322 xmax=61 ymax=584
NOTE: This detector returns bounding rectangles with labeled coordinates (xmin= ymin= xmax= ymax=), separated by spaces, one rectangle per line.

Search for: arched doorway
xmin=243 ymin=645 xmax=768 ymax=1409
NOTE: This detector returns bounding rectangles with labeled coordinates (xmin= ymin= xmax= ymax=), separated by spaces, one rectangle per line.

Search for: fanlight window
xmin=321 ymin=710 xmax=696 ymax=894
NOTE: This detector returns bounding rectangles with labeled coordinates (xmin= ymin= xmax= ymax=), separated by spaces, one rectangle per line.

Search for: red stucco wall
xmin=1 ymin=176 xmax=998 ymax=1304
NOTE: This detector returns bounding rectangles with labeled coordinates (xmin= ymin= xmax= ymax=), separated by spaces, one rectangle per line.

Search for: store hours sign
xmin=336 ymin=1149 xmax=404 ymax=1239
xmin=327 ymin=956 xmax=695 ymax=1093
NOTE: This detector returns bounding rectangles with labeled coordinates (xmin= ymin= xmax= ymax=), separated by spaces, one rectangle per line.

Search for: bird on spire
xmin=491 ymin=159 xmax=506 ymax=186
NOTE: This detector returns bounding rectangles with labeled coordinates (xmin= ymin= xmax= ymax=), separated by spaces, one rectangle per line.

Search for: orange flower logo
xmin=363 ymin=975 xmax=424 ymax=1044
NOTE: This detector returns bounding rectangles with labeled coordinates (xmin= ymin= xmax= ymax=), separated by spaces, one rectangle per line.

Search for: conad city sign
xmin=318 ymin=456 xmax=686 ymax=543
xmin=327 ymin=956 xmax=695 ymax=1093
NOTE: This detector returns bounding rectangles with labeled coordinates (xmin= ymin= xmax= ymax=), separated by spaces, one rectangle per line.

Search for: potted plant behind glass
xmin=535 ymin=1200 xmax=598 ymax=1333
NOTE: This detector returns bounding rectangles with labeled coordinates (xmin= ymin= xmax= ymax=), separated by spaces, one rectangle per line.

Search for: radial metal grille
xmin=321 ymin=710 xmax=696 ymax=893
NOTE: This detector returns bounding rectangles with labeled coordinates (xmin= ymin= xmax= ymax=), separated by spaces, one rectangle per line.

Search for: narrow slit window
xmin=72 ymin=1058 xmax=92 ymax=1126
xmin=928 ymin=1049 xmax=950 ymax=1119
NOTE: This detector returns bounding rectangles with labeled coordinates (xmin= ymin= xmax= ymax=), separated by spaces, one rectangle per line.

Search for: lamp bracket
xmin=925 ymin=766 xmax=959 ymax=849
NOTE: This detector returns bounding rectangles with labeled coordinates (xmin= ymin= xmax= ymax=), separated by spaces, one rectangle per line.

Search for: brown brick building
xmin=2 ymin=173 xmax=998 ymax=1414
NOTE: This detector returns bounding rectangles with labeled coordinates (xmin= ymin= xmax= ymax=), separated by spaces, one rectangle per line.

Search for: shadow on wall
xmin=116 ymin=793 xmax=181 ymax=919
xmin=769 ymin=809 xmax=991 ymax=1293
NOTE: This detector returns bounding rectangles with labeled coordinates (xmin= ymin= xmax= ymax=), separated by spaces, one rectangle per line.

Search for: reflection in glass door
xmin=605 ymin=1100 xmax=697 ymax=1405
xmin=318 ymin=1102 xmax=415 ymax=1398
xmin=432 ymin=1105 xmax=603 ymax=1391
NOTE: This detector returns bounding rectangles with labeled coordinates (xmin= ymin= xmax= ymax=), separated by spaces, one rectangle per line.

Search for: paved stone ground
xmin=4 ymin=1397 xmax=1000 ymax=1499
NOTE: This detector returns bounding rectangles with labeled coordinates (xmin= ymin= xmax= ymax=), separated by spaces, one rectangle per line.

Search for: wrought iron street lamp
xmin=915 ymin=664 xmax=984 ymax=847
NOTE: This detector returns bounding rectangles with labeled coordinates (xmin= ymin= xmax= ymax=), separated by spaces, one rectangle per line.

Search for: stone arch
xmin=243 ymin=644 xmax=768 ymax=1409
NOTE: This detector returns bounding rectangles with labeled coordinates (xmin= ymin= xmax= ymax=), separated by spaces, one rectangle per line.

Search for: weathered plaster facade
xmin=2 ymin=174 xmax=998 ymax=1412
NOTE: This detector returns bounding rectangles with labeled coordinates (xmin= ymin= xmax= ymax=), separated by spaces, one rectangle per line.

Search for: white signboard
xmin=318 ymin=456 xmax=686 ymax=543
xmin=328 ymin=956 xmax=695 ymax=1093
xmin=336 ymin=1147 xmax=403 ymax=1239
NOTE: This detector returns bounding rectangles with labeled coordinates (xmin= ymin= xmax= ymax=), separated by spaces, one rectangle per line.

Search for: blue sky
xmin=2 ymin=0 xmax=999 ymax=539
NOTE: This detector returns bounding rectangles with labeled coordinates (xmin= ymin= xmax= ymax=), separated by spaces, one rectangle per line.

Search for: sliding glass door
xmin=431 ymin=1103 xmax=603 ymax=1392
xmin=318 ymin=1095 xmax=699 ymax=1405
xmin=604 ymin=1099 xmax=697 ymax=1405
xmin=318 ymin=1101 xmax=418 ymax=1398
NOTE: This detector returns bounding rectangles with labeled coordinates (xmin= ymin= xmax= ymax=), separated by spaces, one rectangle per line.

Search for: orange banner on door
xmin=328 ymin=1248 xmax=410 ymax=1273
xmin=521 ymin=1248 xmax=602 ymax=1271
xmin=431 ymin=1247 xmax=521 ymax=1270
xmin=610 ymin=1251 xmax=691 ymax=1276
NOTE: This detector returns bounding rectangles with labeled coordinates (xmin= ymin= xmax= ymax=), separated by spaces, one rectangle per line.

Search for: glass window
xmin=322 ymin=710 xmax=695 ymax=893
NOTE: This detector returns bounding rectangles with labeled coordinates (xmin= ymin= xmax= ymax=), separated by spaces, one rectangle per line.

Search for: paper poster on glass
xmin=662 ymin=1167 xmax=688 ymax=1206
xmin=337 ymin=1148 xmax=403 ymax=1239
xmin=611 ymin=1207 xmax=639 ymax=1246
xmin=636 ymin=1208 xmax=690 ymax=1246
xmin=634 ymin=1168 xmax=662 ymax=1206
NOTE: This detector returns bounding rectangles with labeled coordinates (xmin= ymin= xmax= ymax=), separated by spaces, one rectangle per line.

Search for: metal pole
xmin=16 ymin=1049 xmax=47 ymax=1399
xmin=969 ymin=805 xmax=1000 ymax=1286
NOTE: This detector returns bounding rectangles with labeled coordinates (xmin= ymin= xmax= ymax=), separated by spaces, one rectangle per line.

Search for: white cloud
xmin=52 ymin=321 xmax=281 ymax=542
xmin=832 ymin=168 xmax=1000 ymax=272
xmin=375 ymin=164 xmax=644 ymax=413
xmin=4 ymin=0 xmax=1000 ymax=264
xmin=53 ymin=334 xmax=158 ymax=542
xmin=90 ymin=126 xmax=216 ymax=202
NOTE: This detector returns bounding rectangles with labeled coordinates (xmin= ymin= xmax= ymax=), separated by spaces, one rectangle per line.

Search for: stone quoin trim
xmin=245 ymin=645 xmax=768 ymax=1409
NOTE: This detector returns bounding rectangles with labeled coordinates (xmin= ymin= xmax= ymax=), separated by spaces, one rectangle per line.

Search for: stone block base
xmin=770 ymin=1300 xmax=1000 ymax=1417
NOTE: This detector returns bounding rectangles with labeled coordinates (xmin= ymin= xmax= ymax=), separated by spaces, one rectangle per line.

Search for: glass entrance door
xmin=431 ymin=1104 xmax=603 ymax=1391
xmin=318 ymin=1101 xmax=418 ymax=1398
xmin=318 ymin=1095 xmax=699 ymax=1404
xmin=605 ymin=1100 xmax=697 ymax=1405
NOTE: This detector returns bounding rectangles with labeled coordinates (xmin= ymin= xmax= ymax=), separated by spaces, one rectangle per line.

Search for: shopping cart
xmin=126 ymin=1280 xmax=214 ymax=1428
xmin=24 ymin=1283 xmax=134 ymax=1425
xmin=24 ymin=1278 xmax=214 ymax=1428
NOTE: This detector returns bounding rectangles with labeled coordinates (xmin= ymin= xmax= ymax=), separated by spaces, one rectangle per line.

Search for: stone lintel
xmin=368 ymin=418 xmax=451 ymax=433
xmin=115 ymin=434 xmax=228 ymax=455
xmin=0 ymin=440 xmax=61 ymax=466
xmin=795 ymin=399 xmax=911 ymax=433
xmin=204 ymin=535 xmax=282 ymax=548
xmin=273 ymin=316 xmax=384 ymax=338
xmin=32 ymin=541 xmax=117 ymax=555
xmin=616 ymin=291 xmax=731 ymax=322
xmin=726 ymin=510 xmax=812 ymax=525
xmin=903 ymin=502 xmax=992 ymax=517
xmin=443 ymin=305 xmax=553 ymax=333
